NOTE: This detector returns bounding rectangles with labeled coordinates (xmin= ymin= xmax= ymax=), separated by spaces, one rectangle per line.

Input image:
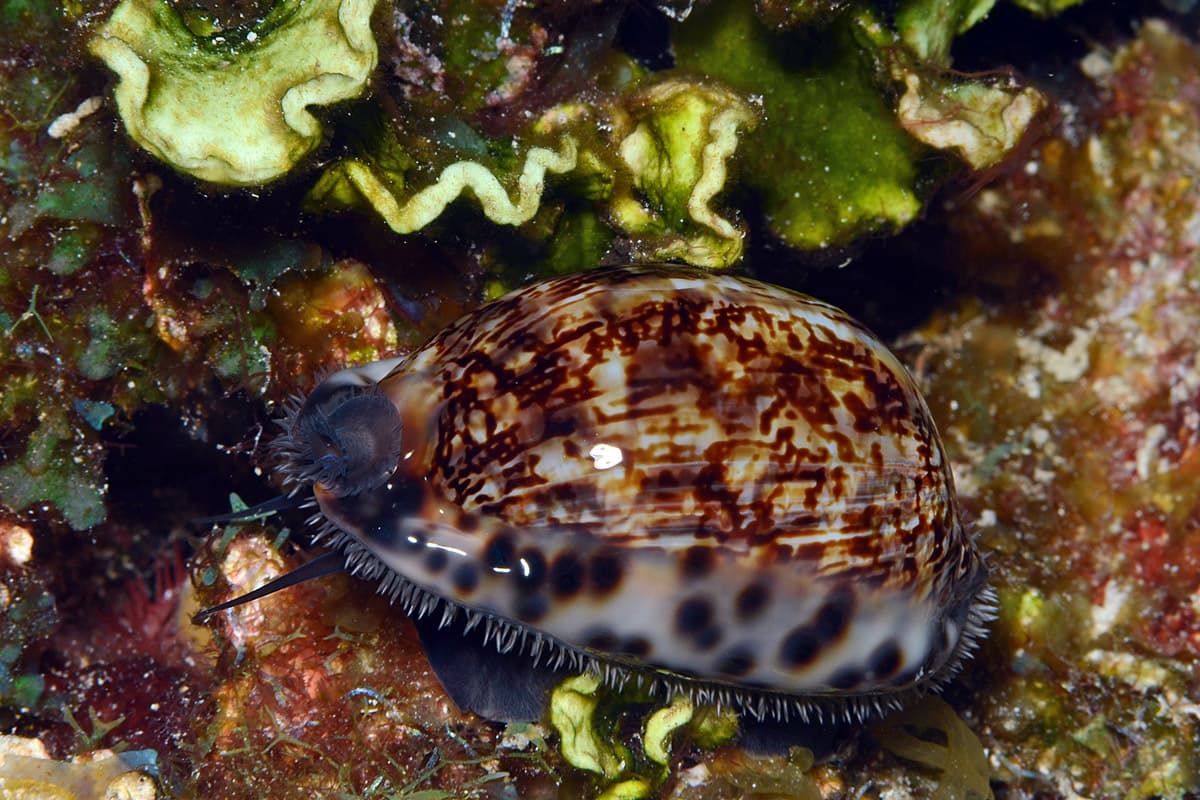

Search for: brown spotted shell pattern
xmin=282 ymin=265 xmax=993 ymax=721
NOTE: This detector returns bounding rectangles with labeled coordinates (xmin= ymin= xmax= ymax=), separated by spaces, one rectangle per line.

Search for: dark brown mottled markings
xmin=514 ymin=593 xmax=548 ymax=623
xmin=452 ymin=562 xmax=479 ymax=595
xmin=715 ymin=647 xmax=757 ymax=678
xmin=827 ymin=666 xmax=863 ymax=690
xmin=675 ymin=596 xmax=713 ymax=635
xmin=484 ymin=533 xmax=516 ymax=571
xmin=780 ymin=627 xmax=819 ymax=668
xmin=681 ymin=545 xmax=715 ymax=578
xmin=735 ymin=582 xmax=771 ymax=620
xmin=584 ymin=627 xmax=618 ymax=652
xmin=364 ymin=518 xmax=400 ymax=548
xmin=675 ymin=594 xmax=724 ymax=652
xmin=425 ymin=548 xmax=449 ymax=574
xmin=618 ymin=637 xmax=652 ymax=659
xmin=587 ymin=550 xmax=624 ymax=594
xmin=866 ymin=640 xmax=902 ymax=681
xmin=814 ymin=589 xmax=855 ymax=639
xmin=412 ymin=265 xmax=955 ymax=589
xmin=549 ymin=553 xmax=585 ymax=597
xmin=779 ymin=588 xmax=856 ymax=670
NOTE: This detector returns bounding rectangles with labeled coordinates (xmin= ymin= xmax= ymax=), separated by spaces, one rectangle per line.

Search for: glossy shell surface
xmin=290 ymin=265 xmax=991 ymax=719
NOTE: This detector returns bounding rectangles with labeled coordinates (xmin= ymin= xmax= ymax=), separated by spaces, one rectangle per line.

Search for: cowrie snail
xmin=198 ymin=265 xmax=994 ymax=724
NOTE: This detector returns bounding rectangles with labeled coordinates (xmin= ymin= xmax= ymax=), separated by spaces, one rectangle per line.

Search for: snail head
xmin=276 ymin=381 xmax=404 ymax=498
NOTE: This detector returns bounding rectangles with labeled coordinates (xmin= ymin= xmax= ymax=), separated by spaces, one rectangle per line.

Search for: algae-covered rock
xmin=0 ymin=404 xmax=106 ymax=530
xmin=0 ymin=521 xmax=57 ymax=713
xmin=190 ymin=530 xmax=535 ymax=800
xmin=900 ymin=19 xmax=1200 ymax=799
xmin=89 ymin=0 xmax=379 ymax=186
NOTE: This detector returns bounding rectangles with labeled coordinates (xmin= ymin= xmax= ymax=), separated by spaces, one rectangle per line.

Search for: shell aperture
xmin=267 ymin=265 xmax=994 ymax=722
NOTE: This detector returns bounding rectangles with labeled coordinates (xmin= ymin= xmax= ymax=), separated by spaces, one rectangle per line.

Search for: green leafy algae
xmin=0 ymin=405 xmax=106 ymax=530
xmin=894 ymin=71 xmax=1044 ymax=170
xmin=873 ymin=697 xmax=993 ymax=800
xmin=308 ymin=104 xmax=416 ymax=216
xmin=0 ymin=564 xmax=57 ymax=713
xmin=674 ymin=1 xmax=923 ymax=251
xmin=548 ymin=673 xmax=742 ymax=794
xmin=72 ymin=399 xmax=115 ymax=431
xmin=751 ymin=0 xmax=852 ymax=30
xmin=537 ymin=207 xmax=617 ymax=276
xmin=89 ymin=0 xmax=380 ymax=185
xmin=309 ymin=69 xmax=758 ymax=267
xmin=642 ymin=695 xmax=693 ymax=768
xmin=896 ymin=0 xmax=998 ymax=65
xmin=45 ymin=228 xmax=101 ymax=277
xmin=549 ymin=673 xmax=628 ymax=780
xmin=612 ymin=78 xmax=758 ymax=267
xmin=297 ymin=0 xmax=1044 ymax=262
xmin=896 ymin=0 xmax=1086 ymax=66
xmin=689 ymin=704 xmax=740 ymax=749
xmin=856 ymin=9 xmax=1046 ymax=171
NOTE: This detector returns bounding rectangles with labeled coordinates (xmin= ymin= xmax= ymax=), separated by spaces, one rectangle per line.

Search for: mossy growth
xmin=673 ymin=1 xmax=924 ymax=251
xmin=0 ymin=556 xmax=58 ymax=712
xmin=0 ymin=402 xmax=106 ymax=531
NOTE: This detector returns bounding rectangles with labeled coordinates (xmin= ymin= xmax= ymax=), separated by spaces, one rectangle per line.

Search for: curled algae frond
xmin=549 ymin=673 xmax=628 ymax=780
xmin=303 ymin=76 xmax=754 ymax=262
xmin=613 ymin=78 xmax=758 ymax=268
xmin=319 ymin=137 xmax=579 ymax=234
xmin=643 ymin=695 xmax=694 ymax=767
xmin=89 ymin=0 xmax=379 ymax=186
xmin=895 ymin=72 xmax=1045 ymax=170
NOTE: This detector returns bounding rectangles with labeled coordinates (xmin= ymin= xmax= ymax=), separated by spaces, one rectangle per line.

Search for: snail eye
xmin=316 ymin=433 xmax=343 ymax=458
